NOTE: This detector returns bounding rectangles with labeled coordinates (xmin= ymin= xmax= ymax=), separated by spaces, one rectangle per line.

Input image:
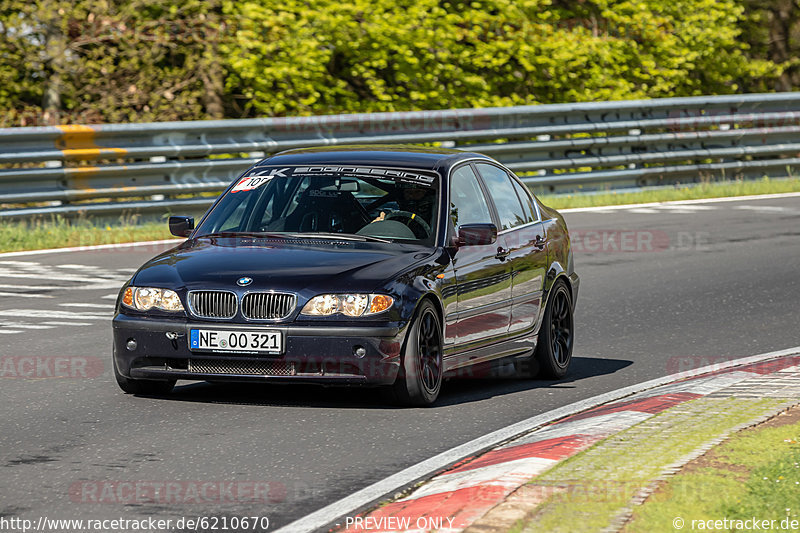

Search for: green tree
xmin=0 ymin=0 xmax=227 ymax=125
xmin=739 ymin=0 xmax=798 ymax=91
xmin=0 ymin=0 xmax=787 ymax=125
xmin=222 ymin=0 xmax=778 ymax=117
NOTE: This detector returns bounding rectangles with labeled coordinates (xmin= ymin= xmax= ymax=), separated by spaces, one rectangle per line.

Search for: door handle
xmin=533 ymin=235 xmax=546 ymax=250
xmin=495 ymin=247 xmax=510 ymax=260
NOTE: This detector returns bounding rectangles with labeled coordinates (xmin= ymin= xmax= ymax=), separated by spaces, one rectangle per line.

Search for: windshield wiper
xmin=198 ymin=231 xmax=391 ymax=244
xmin=290 ymin=232 xmax=391 ymax=243
xmin=355 ymin=235 xmax=393 ymax=243
xmin=197 ymin=231 xmax=289 ymax=239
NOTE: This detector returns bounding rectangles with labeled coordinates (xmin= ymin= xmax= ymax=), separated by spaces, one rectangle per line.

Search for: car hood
xmin=132 ymin=235 xmax=435 ymax=294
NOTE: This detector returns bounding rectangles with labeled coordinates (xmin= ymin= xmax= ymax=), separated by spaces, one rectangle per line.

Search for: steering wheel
xmin=385 ymin=210 xmax=431 ymax=239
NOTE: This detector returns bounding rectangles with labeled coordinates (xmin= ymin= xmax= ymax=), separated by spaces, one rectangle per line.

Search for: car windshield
xmin=195 ymin=165 xmax=440 ymax=244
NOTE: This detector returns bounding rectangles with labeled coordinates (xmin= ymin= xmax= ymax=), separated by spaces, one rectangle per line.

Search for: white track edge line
xmin=273 ymin=345 xmax=800 ymax=533
xmin=559 ymin=191 xmax=800 ymax=213
xmin=0 ymin=239 xmax=184 ymax=258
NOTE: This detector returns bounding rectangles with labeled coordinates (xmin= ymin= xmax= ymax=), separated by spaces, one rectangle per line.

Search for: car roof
xmin=254 ymin=145 xmax=492 ymax=174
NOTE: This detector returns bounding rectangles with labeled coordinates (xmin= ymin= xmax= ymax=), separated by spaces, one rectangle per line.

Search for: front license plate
xmin=190 ymin=329 xmax=283 ymax=354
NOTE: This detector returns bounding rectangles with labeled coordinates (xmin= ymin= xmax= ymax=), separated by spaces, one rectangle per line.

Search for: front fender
xmin=385 ymin=251 xmax=451 ymax=341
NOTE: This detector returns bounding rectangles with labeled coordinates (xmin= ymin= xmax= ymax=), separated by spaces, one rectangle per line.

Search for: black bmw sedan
xmin=113 ymin=146 xmax=579 ymax=406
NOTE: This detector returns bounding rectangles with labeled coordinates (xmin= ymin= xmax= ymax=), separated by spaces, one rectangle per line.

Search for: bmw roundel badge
xmin=237 ymin=277 xmax=253 ymax=287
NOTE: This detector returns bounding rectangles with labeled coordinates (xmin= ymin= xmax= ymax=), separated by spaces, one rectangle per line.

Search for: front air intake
xmin=241 ymin=292 xmax=296 ymax=320
xmin=187 ymin=291 xmax=238 ymax=319
xmin=189 ymin=359 xmax=296 ymax=376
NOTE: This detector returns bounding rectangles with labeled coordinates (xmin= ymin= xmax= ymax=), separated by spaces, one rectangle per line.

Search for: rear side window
xmin=511 ymin=178 xmax=537 ymax=222
xmin=475 ymin=163 xmax=527 ymax=230
xmin=450 ymin=165 xmax=492 ymax=229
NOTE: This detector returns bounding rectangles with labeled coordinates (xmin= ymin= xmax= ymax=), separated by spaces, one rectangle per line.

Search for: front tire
xmin=385 ymin=300 xmax=443 ymax=406
xmin=534 ymin=280 xmax=574 ymax=379
xmin=113 ymin=357 xmax=175 ymax=395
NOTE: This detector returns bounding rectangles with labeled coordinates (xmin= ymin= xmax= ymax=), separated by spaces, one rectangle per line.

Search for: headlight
xmin=158 ymin=289 xmax=184 ymax=312
xmin=341 ymin=294 xmax=369 ymax=317
xmin=134 ymin=287 xmax=160 ymax=310
xmin=300 ymin=294 xmax=393 ymax=317
xmin=122 ymin=287 xmax=185 ymax=312
xmin=302 ymin=294 xmax=340 ymax=316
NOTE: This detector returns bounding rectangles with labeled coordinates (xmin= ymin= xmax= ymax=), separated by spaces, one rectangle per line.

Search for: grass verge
xmin=515 ymin=397 xmax=789 ymax=533
xmin=0 ymin=216 xmax=172 ymax=253
xmin=623 ymin=406 xmax=800 ymax=532
xmin=539 ymin=176 xmax=800 ymax=209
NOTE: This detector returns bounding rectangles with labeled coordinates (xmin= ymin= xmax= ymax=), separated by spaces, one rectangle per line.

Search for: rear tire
xmin=534 ymin=280 xmax=574 ymax=379
xmin=384 ymin=300 xmax=443 ymax=406
xmin=113 ymin=357 xmax=175 ymax=395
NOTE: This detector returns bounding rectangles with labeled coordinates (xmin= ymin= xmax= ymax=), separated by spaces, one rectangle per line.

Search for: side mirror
xmin=169 ymin=216 xmax=194 ymax=238
xmin=457 ymin=223 xmax=497 ymax=246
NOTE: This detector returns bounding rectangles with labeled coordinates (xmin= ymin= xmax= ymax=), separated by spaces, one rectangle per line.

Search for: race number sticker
xmin=230 ymin=175 xmax=271 ymax=193
xmin=230 ymin=167 xmax=290 ymax=193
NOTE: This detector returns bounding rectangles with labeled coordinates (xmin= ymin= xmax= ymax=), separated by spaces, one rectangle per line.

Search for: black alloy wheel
xmin=385 ymin=300 xmax=443 ymax=406
xmin=534 ymin=280 xmax=574 ymax=379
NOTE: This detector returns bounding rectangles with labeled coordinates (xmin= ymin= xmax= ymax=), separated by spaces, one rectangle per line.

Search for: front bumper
xmin=112 ymin=314 xmax=408 ymax=386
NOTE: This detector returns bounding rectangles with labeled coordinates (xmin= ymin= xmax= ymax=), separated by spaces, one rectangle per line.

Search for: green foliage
xmin=0 ymin=0 xmax=225 ymax=125
xmin=222 ymin=0 xmax=778 ymax=117
xmin=539 ymin=176 xmax=800 ymax=209
xmin=0 ymin=0 xmax=788 ymax=124
xmin=626 ymin=411 xmax=800 ymax=532
xmin=738 ymin=0 xmax=799 ymax=91
xmin=0 ymin=216 xmax=172 ymax=252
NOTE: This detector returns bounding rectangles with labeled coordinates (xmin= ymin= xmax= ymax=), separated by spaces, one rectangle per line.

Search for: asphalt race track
xmin=1 ymin=194 xmax=799 ymax=530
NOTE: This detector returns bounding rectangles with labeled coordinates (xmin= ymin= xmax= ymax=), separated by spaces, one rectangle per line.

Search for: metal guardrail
xmin=1 ymin=92 xmax=800 ymax=220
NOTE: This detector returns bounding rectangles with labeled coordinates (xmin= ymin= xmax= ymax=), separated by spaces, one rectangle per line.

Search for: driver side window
xmin=450 ymin=165 xmax=492 ymax=230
